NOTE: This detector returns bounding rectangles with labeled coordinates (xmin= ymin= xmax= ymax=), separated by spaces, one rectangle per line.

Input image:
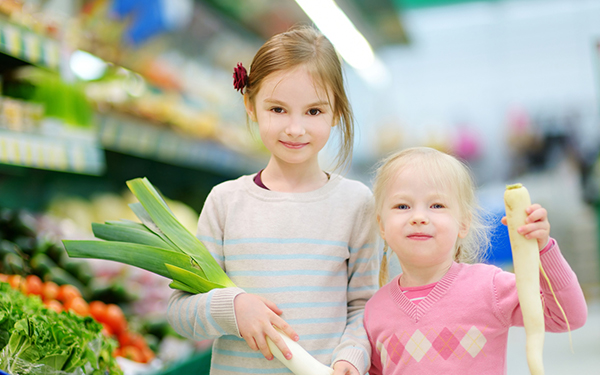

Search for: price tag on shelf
xmin=2 ymin=23 xmax=22 ymax=57
xmin=23 ymin=31 xmax=41 ymax=64
xmin=0 ymin=19 xmax=60 ymax=71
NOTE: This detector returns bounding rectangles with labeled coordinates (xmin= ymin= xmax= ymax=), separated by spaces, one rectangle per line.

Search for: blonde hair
xmin=244 ymin=25 xmax=354 ymax=171
xmin=373 ymin=147 xmax=490 ymax=286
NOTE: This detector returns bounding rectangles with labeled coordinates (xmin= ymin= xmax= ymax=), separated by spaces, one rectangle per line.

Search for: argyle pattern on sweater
xmin=377 ymin=324 xmax=488 ymax=371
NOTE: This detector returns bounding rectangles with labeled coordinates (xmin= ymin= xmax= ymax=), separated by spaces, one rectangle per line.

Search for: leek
xmin=62 ymin=177 xmax=334 ymax=375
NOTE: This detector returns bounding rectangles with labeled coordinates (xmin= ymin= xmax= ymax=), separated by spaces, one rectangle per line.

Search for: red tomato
xmin=105 ymin=304 xmax=127 ymax=334
xmin=44 ymin=299 xmax=63 ymax=313
xmin=7 ymin=274 xmax=23 ymax=289
xmin=56 ymin=284 xmax=81 ymax=303
xmin=42 ymin=281 xmax=60 ymax=301
xmin=89 ymin=300 xmax=107 ymax=322
xmin=64 ymin=296 xmax=89 ymax=316
xmin=120 ymin=346 xmax=143 ymax=362
xmin=25 ymin=275 xmax=43 ymax=296
xmin=101 ymin=323 xmax=113 ymax=337
xmin=140 ymin=346 xmax=155 ymax=363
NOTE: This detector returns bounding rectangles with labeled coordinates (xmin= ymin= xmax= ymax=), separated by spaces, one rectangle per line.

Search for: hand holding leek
xmin=63 ymin=177 xmax=334 ymax=375
xmin=503 ymin=184 xmax=550 ymax=375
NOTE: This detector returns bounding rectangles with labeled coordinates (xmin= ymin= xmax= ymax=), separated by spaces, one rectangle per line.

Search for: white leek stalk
xmin=267 ymin=328 xmax=334 ymax=375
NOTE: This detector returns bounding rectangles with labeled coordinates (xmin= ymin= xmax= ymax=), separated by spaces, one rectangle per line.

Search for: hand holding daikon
xmin=501 ymin=202 xmax=550 ymax=251
xmin=234 ymin=293 xmax=299 ymax=360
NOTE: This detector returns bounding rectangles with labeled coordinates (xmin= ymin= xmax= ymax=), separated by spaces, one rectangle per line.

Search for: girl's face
xmin=377 ymin=165 xmax=469 ymax=272
xmin=245 ymin=65 xmax=334 ymax=168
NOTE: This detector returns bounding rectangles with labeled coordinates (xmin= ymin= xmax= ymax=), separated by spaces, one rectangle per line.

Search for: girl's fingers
xmin=259 ymin=296 xmax=283 ymax=315
xmin=525 ymin=206 xmax=547 ymax=223
xmin=265 ymin=325 xmax=292 ymax=360
xmin=254 ymin=334 xmax=275 ymax=360
xmin=518 ymin=224 xmax=549 ymax=239
xmin=242 ymin=335 xmax=259 ymax=352
xmin=273 ymin=317 xmax=299 ymax=342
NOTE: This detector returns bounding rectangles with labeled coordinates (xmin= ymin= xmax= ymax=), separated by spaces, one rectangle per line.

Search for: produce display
xmin=0 ymin=206 xmax=180 ymax=374
xmin=0 ymin=281 xmax=121 ymax=375
xmin=63 ymin=177 xmax=335 ymax=375
xmin=0 ymin=208 xmax=93 ymax=299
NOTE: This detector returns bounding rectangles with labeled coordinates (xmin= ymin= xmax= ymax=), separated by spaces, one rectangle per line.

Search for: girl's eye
xmin=431 ymin=203 xmax=445 ymax=209
xmin=271 ymin=107 xmax=285 ymax=114
xmin=307 ymin=108 xmax=321 ymax=116
xmin=395 ymin=204 xmax=409 ymax=210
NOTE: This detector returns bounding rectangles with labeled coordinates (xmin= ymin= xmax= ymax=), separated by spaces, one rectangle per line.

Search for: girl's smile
xmin=280 ymin=141 xmax=309 ymax=149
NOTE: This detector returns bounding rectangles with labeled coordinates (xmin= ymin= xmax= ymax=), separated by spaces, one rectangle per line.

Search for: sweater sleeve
xmin=332 ymin=192 xmax=379 ymax=375
xmin=537 ymin=240 xmax=587 ymax=332
xmin=494 ymin=239 xmax=587 ymax=332
xmin=166 ymin=187 xmax=246 ymax=341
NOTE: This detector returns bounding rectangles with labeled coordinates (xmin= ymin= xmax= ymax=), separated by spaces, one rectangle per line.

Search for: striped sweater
xmin=166 ymin=173 xmax=379 ymax=375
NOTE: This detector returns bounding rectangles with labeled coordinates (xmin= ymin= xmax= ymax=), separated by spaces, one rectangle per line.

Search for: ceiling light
xmin=295 ymin=0 xmax=375 ymax=70
xmin=70 ymin=50 xmax=107 ymax=81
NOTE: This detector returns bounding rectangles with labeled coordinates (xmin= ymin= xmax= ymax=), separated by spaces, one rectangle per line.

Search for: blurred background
xmin=0 ymin=0 xmax=598 ymax=374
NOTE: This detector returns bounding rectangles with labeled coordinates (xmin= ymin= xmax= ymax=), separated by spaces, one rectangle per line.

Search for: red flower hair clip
xmin=233 ymin=62 xmax=248 ymax=94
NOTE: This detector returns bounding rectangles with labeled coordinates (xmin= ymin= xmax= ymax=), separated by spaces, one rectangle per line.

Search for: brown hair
xmin=244 ymin=25 xmax=354 ymax=171
xmin=373 ymin=147 xmax=490 ymax=285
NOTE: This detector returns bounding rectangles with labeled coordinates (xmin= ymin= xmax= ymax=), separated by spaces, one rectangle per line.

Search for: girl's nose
xmin=410 ymin=213 xmax=429 ymax=225
xmin=285 ymin=117 xmax=306 ymax=137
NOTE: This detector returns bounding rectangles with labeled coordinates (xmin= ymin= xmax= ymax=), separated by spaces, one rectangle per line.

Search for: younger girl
xmin=364 ymin=147 xmax=587 ymax=374
xmin=167 ymin=26 xmax=379 ymax=375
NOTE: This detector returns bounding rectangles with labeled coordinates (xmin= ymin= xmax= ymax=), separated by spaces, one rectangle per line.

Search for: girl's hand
xmin=501 ymin=203 xmax=550 ymax=251
xmin=333 ymin=360 xmax=360 ymax=375
xmin=234 ymin=293 xmax=299 ymax=360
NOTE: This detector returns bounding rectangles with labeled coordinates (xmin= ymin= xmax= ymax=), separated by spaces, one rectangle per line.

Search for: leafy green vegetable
xmin=0 ymin=282 xmax=122 ymax=375
xmin=63 ymin=177 xmax=237 ymax=294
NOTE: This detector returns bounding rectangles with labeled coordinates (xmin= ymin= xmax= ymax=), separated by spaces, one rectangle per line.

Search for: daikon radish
xmin=504 ymin=183 xmax=544 ymax=375
xmin=267 ymin=328 xmax=334 ymax=375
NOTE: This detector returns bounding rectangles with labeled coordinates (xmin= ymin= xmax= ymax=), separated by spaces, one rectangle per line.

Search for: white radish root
xmin=504 ymin=183 xmax=545 ymax=375
xmin=266 ymin=328 xmax=334 ymax=375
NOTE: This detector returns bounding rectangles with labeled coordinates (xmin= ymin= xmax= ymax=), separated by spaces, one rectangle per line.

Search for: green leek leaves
xmin=63 ymin=177 xmax=236 ymax=294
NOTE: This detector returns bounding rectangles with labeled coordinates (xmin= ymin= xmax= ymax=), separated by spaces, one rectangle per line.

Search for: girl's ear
xmin=244 ymin=94 xmax=257 ymax=122
xmin=458 ymin=213 xmax=471 ymax=239
xmin=377 ymin=215 xmax=386 ymax=240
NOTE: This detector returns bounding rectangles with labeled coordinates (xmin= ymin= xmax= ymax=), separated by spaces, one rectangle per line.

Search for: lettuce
xmin=0 ymin=282 xmax=122 ymax=375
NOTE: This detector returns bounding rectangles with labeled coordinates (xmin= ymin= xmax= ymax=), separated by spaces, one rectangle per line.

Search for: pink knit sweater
xmin=364 ymin=242 xmax=587 ymax=375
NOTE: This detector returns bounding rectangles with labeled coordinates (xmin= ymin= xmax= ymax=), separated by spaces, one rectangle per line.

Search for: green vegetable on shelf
xmin=0 ymin=282 xmax=121 ymax=375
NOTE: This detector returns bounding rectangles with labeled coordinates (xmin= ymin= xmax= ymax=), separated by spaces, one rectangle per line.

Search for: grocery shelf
xmin=0 ymin=128 xmax=105 ymax=175
xmin=98 ymin=114 xmax=263 ymax=176
xmin=0 ymin=18 xmax=59 ymax=70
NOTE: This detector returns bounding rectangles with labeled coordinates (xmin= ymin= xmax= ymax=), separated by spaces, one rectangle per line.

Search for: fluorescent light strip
xmin=295 ymin=0 xmax=375 ymax=70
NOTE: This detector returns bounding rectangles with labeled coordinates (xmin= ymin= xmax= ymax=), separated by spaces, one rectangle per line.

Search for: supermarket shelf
xmin=0 ymin=18 xmax=60 ymax=70
xmin=98 ymin=115 xmax=263 ymax=176
xmin=0 ymin=128 xmax=105 ymax=175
